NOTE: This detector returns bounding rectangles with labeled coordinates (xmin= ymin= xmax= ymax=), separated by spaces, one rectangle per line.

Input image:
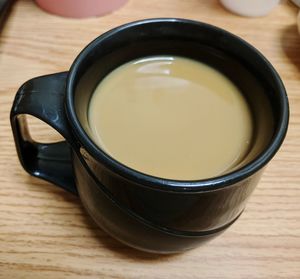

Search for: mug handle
xmin=10 ymin=72 xmax=78 ymax=195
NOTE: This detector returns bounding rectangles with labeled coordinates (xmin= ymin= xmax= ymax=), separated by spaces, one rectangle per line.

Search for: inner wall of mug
xmin=74 ymin=23 xmax=276 ymax=180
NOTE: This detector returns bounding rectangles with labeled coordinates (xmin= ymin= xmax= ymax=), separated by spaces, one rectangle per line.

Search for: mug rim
xmin=66 ymin=18 xmax=289 ymax=192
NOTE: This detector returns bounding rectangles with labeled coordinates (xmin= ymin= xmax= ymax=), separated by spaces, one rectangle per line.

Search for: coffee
xmin=87 ymin=56 xmax=253 ymax=180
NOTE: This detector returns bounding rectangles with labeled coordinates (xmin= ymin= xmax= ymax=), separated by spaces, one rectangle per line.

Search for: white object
xmin=220 ymin=0 xmax=280 ymax=17
xmin=290 ymin=0 xmax=300 ymax=8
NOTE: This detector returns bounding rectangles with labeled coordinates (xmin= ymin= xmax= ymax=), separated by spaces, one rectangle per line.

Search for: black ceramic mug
xmin=10 ymin=18 xmax=289 ymax=253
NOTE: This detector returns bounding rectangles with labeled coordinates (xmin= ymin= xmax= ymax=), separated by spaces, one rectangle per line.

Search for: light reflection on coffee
xmin=87 ymin=56 xmax=253 ymax=180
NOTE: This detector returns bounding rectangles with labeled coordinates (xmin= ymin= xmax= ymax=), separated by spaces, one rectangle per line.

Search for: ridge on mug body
xmin=10 ymin=18 xmax=289 ymax=254
xmin=220 ymin=0 xmax=280 ymax=17
xmin=35 ymin=0 xmax=128 ymax=18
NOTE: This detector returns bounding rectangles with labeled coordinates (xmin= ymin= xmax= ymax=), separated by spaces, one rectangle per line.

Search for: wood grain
xmin=0 ymin=0 xmax=299 ymax=278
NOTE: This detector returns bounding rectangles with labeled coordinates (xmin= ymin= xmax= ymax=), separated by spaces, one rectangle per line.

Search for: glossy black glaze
xmin=11 ymin=19 xmax=289 ymax=253
xmin=80 ymin=148 xmax=263 ymax=232
xmin=10 ymin=73 xmax=77 ymax=194
xmin=74 ymin=151 xmax=229 ymax=253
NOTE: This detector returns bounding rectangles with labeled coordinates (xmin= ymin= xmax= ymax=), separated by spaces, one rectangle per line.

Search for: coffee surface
xmin=88 ymin=56 xmax=253 ymax=180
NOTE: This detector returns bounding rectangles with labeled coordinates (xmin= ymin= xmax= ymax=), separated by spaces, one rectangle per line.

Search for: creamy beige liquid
xmin=88 ymin=56 xmax=253 ymax=180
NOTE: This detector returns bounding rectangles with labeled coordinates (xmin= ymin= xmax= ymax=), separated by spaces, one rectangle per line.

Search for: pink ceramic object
xmin=35 ymin=0 xmax=128 ymax=18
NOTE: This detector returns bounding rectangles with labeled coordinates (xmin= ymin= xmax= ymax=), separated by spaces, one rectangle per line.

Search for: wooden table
xmin=0 ymin=0 xmax=299 ymax=278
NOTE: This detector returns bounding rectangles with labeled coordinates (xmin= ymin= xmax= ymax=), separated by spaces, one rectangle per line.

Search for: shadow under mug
xmin=10 ymin=18 xmax=289 ymax=253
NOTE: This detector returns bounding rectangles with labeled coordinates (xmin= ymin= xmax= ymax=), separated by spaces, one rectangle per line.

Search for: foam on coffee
xmin=87 ymin=56 xmax=253 ymax=180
